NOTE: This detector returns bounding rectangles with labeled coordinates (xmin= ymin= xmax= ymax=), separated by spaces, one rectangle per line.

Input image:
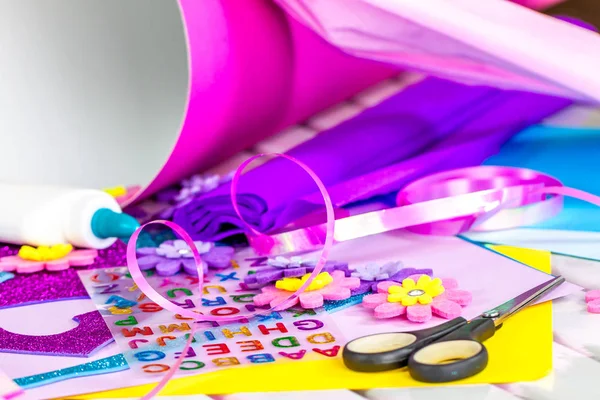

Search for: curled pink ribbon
xmin=127 ymin=160 xmax=600 ymax=398
xmin=127 ymin=154 xmax=335 ymax=399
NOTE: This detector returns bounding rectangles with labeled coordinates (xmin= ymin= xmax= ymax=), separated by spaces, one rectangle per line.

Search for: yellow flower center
xmin=18 ymin=244 xmax=73 ymax=262
xmin=387 ymin=275 xmax=445 ymax=306
xmin=103 ymin=186 xmax=127 ymax=198
xmin=275 ymin=272 xmax=333 ymax=292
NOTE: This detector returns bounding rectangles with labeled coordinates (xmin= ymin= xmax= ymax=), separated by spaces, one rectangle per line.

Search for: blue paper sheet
xmin=483 ymin=125 xmax=600 ymax=232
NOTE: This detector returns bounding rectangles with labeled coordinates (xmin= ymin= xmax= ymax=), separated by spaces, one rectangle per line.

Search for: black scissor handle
xmin=408 ymin=318 xmax=495 ymax=382
xmin=342 ymin=317 xmax=468 ymax=372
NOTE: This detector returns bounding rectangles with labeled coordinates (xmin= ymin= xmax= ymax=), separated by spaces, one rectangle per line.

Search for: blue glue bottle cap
xmin=91 ymin=208 xmax=140 ymax=240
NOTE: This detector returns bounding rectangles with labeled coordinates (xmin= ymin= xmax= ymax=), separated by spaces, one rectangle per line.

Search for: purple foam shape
xmin=283 ymin=268 xmax=307 ymax=278
xmin=244 ymin=261 xmax=349 ymax=289
xmin=352 ymin=280 xmax=376 ymax=296
xmin=247 ymin=269 xmax=284 ymax=286
xmin=154 ymin=258 xmax=196 ymax=276
xmin=0 ymin=311 xmax=114 ymax=357
xmin=202 ymin=246 xmax=236 ymax=269
xmin=136 ymin=241 xmax=235 ymax=276
xmin=136 ymin=248 xmax=164 ymax=270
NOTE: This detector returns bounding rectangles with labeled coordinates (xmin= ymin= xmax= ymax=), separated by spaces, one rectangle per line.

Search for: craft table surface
xmin=18 ymin=75 xmax=599 ymax=400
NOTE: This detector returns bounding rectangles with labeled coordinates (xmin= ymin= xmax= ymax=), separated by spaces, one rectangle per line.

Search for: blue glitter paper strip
xmin=14 ymin=354 xmax=129 ymax=389
xmin=324 ymin=293 xmax=368 ymax=313
xmin=0 ymin=271 xmax=14 ymax=283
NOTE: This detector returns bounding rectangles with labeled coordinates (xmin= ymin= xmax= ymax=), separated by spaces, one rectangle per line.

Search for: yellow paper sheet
xmin=75 ymin=246 xmax=553 ymax=398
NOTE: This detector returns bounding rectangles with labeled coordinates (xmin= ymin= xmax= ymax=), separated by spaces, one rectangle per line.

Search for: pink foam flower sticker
xmin=0 ymin=244 xmax=97 ymax=274
xmin=362 ymin=274 xmax=472 ymax=323
xmin=253 ymin=270 xmax=360 ymax=310
xmin=586 ymin=290 xmax=600 ymax=313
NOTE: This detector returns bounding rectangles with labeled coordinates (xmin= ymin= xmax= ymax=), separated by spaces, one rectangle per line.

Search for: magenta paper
xmin=130 ymin=0 xmax=396 ymax=204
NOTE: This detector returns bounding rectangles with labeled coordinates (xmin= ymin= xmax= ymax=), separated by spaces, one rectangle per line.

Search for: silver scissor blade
xmin=481 ymin=276 xmax=565 ymax=326
xmin=543 ymin=0 xmax=600 ymax=31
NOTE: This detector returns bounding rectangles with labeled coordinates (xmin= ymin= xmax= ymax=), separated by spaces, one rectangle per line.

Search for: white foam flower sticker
xmin=267 ymin=256 xmax=304 ymax=269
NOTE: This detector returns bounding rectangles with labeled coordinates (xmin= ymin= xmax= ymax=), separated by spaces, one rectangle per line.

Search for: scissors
xmin=342 ymin=276 xmax=565 ymax=383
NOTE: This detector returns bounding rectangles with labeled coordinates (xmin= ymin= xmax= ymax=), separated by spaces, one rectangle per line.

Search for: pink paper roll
xmin=133 ymin=0 xmax=396 ymax=204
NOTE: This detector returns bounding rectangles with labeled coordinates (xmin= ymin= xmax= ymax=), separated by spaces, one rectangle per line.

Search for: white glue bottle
xmin=0 ymin=183 xmax=140 ymax=249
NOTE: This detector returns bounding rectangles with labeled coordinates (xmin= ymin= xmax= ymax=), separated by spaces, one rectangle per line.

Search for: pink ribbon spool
xmin=247 ymin=166 xmax=600 ymax=256
xmin=399 ymin=166 xmax=564 ymax=235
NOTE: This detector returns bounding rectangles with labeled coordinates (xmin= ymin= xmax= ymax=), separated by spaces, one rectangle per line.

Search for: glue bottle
xmin=0 ymin=183 xmax=140 ymax=249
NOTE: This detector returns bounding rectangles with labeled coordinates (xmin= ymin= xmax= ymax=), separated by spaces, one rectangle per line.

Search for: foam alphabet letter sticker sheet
xmin=77 ymin=262 xmax=345 ymax=379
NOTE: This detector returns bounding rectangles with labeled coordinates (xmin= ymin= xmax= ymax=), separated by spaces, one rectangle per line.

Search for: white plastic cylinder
xmin=0 ymin=183 xmax=121 ymax=249
xmin=0 ymin=0 xmax=188 ymax=192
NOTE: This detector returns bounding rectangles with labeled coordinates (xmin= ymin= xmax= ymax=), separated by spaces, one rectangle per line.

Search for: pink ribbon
xmin=248 ymin=165 xmax=598 ymax=255
xmin=127 ymin=154 xmax=335 ymax=399
xmin=127 ymin=159 xmax=600 ymax=398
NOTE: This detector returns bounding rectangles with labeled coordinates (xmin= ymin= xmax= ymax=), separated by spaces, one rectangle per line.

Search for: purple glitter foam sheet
xmin=0 ymin=241 xmax=128 ymax=309
xmin=0 ymin=311 xmax=114 ymax=357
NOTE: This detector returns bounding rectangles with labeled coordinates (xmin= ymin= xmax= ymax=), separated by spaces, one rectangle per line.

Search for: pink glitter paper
xmin=0 ymin=241 xmax=128 ymax=309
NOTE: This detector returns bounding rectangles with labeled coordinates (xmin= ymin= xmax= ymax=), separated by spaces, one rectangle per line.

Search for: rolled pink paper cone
xmin=132 ymin=0 xmax=398 ymax=204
